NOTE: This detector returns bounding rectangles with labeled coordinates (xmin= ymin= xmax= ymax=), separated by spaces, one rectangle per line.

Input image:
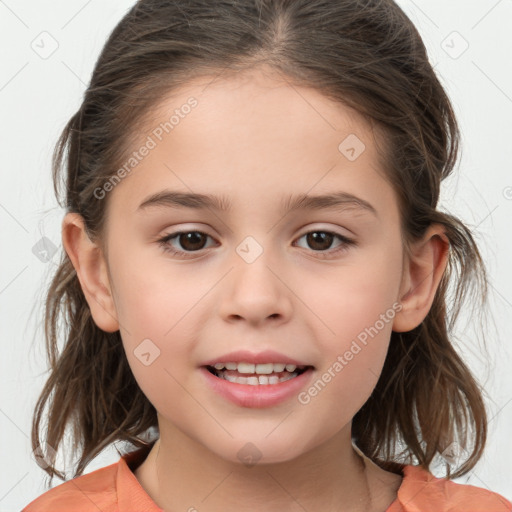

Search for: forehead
xmin=136 ymin=65 xmax=381 ymax=157
xmin=106 ymin=67 xmax=394 ymax=220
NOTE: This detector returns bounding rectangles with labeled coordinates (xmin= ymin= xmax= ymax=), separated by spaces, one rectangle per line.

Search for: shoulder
xmin=21 ymin=461 xmax=119 ymax=512
xmin=392 ymin=464 xmax=512 ymax=512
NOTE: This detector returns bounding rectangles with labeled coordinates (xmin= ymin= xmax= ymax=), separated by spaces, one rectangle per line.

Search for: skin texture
xmin=62 ymin=66 xmax=449 ymax=511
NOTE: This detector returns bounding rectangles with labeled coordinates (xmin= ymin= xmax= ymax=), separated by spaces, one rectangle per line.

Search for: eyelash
xmin=156 ymin=229 xmax=357 ymax=259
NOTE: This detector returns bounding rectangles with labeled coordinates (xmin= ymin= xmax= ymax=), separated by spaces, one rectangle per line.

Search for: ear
xmin=393 ymin=224 xmax=450 ymax=333
xmin=61 ymin=212 xmax=119 ymax=333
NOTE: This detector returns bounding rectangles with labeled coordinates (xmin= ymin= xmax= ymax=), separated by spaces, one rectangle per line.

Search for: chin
xmin=203 ymin=435 xmax=313 ymax=468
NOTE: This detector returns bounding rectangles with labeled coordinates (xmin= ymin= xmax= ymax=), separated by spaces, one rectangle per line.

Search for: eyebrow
xmin=137 ymin=190 xmax=378 ymax=217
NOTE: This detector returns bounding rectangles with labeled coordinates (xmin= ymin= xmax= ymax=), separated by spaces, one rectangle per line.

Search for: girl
xmin=23 ymin=0 xmax=511 ymax=511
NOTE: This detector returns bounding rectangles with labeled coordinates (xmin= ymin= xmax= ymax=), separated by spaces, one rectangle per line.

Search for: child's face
xmin=104 ymin=67 xmax=406 ymax=463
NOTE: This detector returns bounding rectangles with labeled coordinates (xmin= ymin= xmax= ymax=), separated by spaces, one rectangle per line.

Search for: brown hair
xmin=32 ymin=0 xmax=490 ymax=486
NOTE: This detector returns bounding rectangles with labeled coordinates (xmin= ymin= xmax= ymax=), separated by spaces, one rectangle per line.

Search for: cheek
xmin=108 ymin=247 xmax=199 ymax=392
xmin=303 ymin=249 xmax=401 ymax=406
xmin=114 ymin=277 xmax=198 ymax=425
xmin=298 ymin=310 xmax=394 ymax=437
xmin=109 ymin=240 xmax=196 ymax=337
xmin=309 ymin=250 xmax=401 ymax=342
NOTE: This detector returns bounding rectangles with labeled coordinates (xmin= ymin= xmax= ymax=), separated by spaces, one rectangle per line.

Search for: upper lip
xmin=200 ymin=349 xmax=312 ymax=367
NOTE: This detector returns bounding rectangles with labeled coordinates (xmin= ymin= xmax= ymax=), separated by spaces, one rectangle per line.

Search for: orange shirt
xmin=22 ymin=448 xmax=512 ymax=511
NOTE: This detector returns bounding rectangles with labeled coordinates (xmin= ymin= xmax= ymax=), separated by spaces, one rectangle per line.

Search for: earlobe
xmin=61 ymin=212 xmax=120 ymax=333
xmin=392 ymin=224 xmax=450 ymax=333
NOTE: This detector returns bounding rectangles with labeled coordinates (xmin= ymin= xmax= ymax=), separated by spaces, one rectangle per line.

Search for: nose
xmin=217 ymin=245 xmax=293 ymax=326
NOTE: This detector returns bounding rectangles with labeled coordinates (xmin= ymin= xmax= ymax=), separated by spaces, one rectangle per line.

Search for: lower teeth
xmin=215 ymin=370 xmax=299 ymax=385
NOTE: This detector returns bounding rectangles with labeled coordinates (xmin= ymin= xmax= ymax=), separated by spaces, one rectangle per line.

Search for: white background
xmin=1 ymin=0 xmax=511 ymax=509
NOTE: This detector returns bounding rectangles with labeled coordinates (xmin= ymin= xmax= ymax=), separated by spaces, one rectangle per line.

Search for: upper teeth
xmin=212 ymin=362 xmax=300 ymax=374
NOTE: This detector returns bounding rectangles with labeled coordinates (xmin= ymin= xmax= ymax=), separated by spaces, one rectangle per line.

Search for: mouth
xmin=204 ymin=362 xmax=313 ymax=385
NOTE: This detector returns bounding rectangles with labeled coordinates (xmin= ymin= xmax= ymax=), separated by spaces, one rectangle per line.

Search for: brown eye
xmin=157 ymin=230 xmax=215 ymax=258
xmin=305 ymin=231 xmax=335 ymax=251
xmin=176 ymin=231 xmax=208 ymax=251
xmin=294 ymin=230 xmax=356 ymax=258
xmin=157 ymin=228 xmax=356 ymax=260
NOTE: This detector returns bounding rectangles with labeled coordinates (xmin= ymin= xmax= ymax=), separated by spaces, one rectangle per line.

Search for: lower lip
xmin=199 ymin=366 xmax=314 ymax=408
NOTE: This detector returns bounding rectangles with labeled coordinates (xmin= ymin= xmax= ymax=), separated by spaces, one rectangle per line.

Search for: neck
xmin=133 ymin=423 xmax=401 ymax=512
